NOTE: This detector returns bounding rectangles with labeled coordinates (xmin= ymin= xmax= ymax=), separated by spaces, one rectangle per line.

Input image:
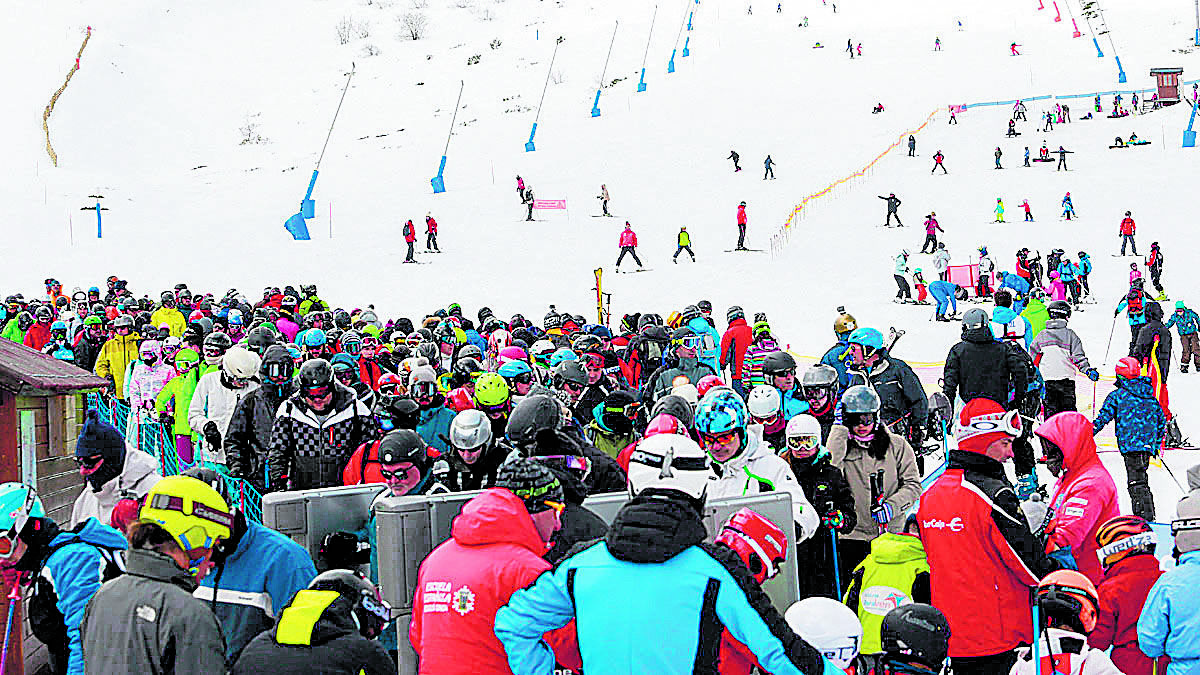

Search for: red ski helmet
xmin=696 ymin=375 xmax=726 ymax=399
xmin=715 ymin=508 xmax=788 ymax=585
xmin=1115 ymin=357 xmax=1141 ymax=379
xmin=644 ymin=413 xmax=687 ymax=438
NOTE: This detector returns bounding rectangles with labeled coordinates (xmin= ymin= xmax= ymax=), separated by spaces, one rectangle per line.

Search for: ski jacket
xmin=893 ymin=254 xmax=909 ymax=275
xmin=297 ymin=295 xmax=329 ymax=316
xmin=274 ymin=315 xmax=299 ymax=343
xmin=843 ymin=533 xmax=930 ymax=654
xmin=1030 ymin=319 xmax=1092 ymax=381
xmin=1165 ymin=308 xmax=1200 ymax=336
xmin=1138 ymin=550 xmax=1200 ymax=675
xmin=1010 ymin=627 xmax=1124 ymax=675
xmin=226 ymin=382 xmax=295 ymax=490
xmin=745 ymin=336 xmax=781 ymax=389
xmin=737 ymin=205 xmax=749 ymax=225
xmin=720 ymin=318 xmax=754 ymax=379
xmin=1079 ymin=254 xmax=1093 ymax=275
xmin=93 ymin=330 xmax=142 ymax=399
xmin=619 ymin=228 xmax=637 ymax=247
xmin=1058 ymin=261 xmax=1079 ymax=281
xmin=879 ymin=195 xmax=901 ymax=213
xmin=918 ymin=450 xmax=1056 ymax=658
xmin=943 ymin=324 xmax=1028 ymax=407
xmin=688 ymin=316 xmax=722 ymax=372
xmin=992 ymin=306 xmax=1033 ymax=350
xmin=80 ymin=548 xmax=226 ymax=675
xmin=127 ymin=362 xmax=176 ymax=418
xmin=267 ymin=384 xmax=379 ymax=490
xmin=231 ymin=590 xmax=393 ymax=675
xmin=1092 ymin=376 xmax=1166 ymax=455
xmin=409 ymin=488 xmax=580 ymax=674
xmin=417 ymin=403 xmax=456 ymax=456
xmin=70 ymin=449 xmax=162 ymax=529
xmin=643 ymin=357 xmax=718 ymax=407
xmin=71 ymin=331 xmax=104 ymax=372
xmin=150 ymin=307 xmax=186 ymax=337
xmin=494 ymin=491 xmax=841 ymax=675
xmin=820 ymin=339 xmax=853 ymax=388
xmin=1090 ymin=553 xmax=1170 ymax=675
xmin=933 ymin=249 xmax=950 ymax=272
xmin=403 ymin=221 xmax=416 ymax=242
xmin=195 ymin=519 xmax=317 ymax=667
xmin=827 ymin=426 xmax=921 ymax=542
xmin=155 ymin=369 xmax=201 ymax=437
xmin=1117 ymin=289 xmax=1149 ymax=326
xmin=0 ymin=317 xmax=24 ymax=343
xmin=1148 ymin=247 xmax=1163 ymax=271
xmin=426 ymin=216 xmax=438 ymax=234
xmin=787 ymin=453 xmax=856 ymax=600
xmin=709 ymin=425 xmax=819 ymax=540
xmin=678 ymin=229 xmax=691 ymax=246
xmin=1023 ymin=298 xmax=1050 ymax=338
xmin=1038 ymin=412 xmax=1120 ymax=585
xmin=1135 ymin=319 xmax=1172 ymax=378
xmin=933 ymin=152 xmax=944 ymax=164
xmin=24 ymin=322 xmax=53 ymax=351
xmin=189 ymin=372 xmax=258 ymax=465
xmin=22 ymin=518 xmax=128 ymax=675
xmin=1120 ymin=217 xmax=1136 ymax=235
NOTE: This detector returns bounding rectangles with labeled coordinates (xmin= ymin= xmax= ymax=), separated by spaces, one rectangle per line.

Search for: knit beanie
xmin=75 ymin=409 xmax=126 ymax=492
xmin=496 ymin=458 xmax=564 ymax=514
xmin=954 ymin=398 xmax=1017 ymax=455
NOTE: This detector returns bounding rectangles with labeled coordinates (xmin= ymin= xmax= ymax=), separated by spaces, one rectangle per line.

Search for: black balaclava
xmin=75 ymin=409 xmax=127 ymax=492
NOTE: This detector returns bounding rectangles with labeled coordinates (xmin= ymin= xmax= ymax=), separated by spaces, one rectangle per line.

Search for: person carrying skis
xmin=402 ymin=219 xmax=416 ymax=262
xmin=894 ymin=250 xmax=913 ymax=302
xmin=764 ymin=155 xmax=776 ymax=180
xmin=931 ymin=150 xmax=947 ymax=173
xmin=727 ymin=149 xmax=742 ymax=172
xmin=1134 ymin=301 xmax=1172 ymax=387
xmin=1165 ymin=300 xmax=1200 ymax=372
xmin=919 ymin=398 xmax=1057 ymax=675
xmin=597 ymin=184 xmax=610 ymax=216
xmin=878 ymin=193 xmax=902 ymax=227
xmin=424 ymin=213 xmax=439 ymax=251
xmin=1146 ymin=241 xmax=1165 ymax=299
xmin=736 ymin=201 xmax=749 ymax=249
xmin=919 ymin=213 xmax=942 ymax=252
xmin=673 ymin=226 xmax=695 ymax=263
xmin=615 ymin=221 xmax=644 ymax=271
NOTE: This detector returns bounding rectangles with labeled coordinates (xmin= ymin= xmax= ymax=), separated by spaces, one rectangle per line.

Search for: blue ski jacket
xmin=1165 ymin=308 xmax=1200 ymax=336
xmin=688 ymin=317 xmax=723 ymax=372
xmin=1138 ymin=551 xmax=1200 ymax=675
xmin=1093 ymin=376 xmax=1166 ymax=455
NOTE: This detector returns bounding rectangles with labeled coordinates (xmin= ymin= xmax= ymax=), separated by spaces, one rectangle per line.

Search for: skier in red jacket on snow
xmin=918 ymin=398 xmax=1057 ymax=675
xmin=425 ymin=214 xmax=439 ymax=252
xmin=615 ymin=222 xmax=644 ymax=271
xmin=1036 ymin=410 xmax=1121 ymax=586
xmin=1119 ymin=211 xmax=1138 ymax=255
xmin=736 ymin=201 xmax=749 ymax=250
xmin=403 ymin=220 xmax=417 ymax=262
xmin=720 ymin=306 xmax=754 ymax=395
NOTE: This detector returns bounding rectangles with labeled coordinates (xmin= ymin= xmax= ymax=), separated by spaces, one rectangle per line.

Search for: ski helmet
xmin=784 ymin=414 xmax=823 ymax=458
xmin=203 ymin=331 xmax=233 ymax=358
xmin=879 ymin=604 xmax=951 ymax=669
xmin=1036 ymin=570 xmax=1099 ymax=633
xmin=727 ymin=306 xmax=745 ymax=323
xmin=962 ymin=308 xmax=989 ymax=331
xmin=259 ymin=345 xmax=294 ymax=386
xmin=530 ymin=339 xmax=555 ymax=363
xmin=847 ymin=327 xmax=884 ymax=351
xmin=694 ymin=389 xmax=749 ymax=457
xmin=449 ymin=409 xmax=493 ymax=453
xmin=221 ymin=346 xmax=261 ymax=381
xmin=34 ymin=306 xmax=52 ymax=323
xmin=651 ymin=394 xmax=695 ymax=430
xmin=473 ymin=373 xmax=511 ymax=409
xmin=0 ymin=483 xmax=45 ymax=556
xmin=245 ymin=326 xmax=277 ymax=355
xmin=761 ymin=350 xmax=797 ymax=376
xmin=551 ymin=360 xmax=587 ymax=389
xmin=305 ymin=569 xmax=392 ymax=639
xmin=696 ymin=374 xmax=726 ymax=398
xmin=626 ymin=433 xmax=712 ymax=500
xmin=680 ymin=304 xmax=702 ymax=324
xmin=498 ymin=359 xmax=533 ymax=380
xmin=841 ymin=385 xmax=881 ymax=414
xmin=747 ymin=385 xmax=782 ymax=420
xmin=139 ymin=475 xmax=233 ymax=567
xmin=298 ymin=358 xmax=335 ymax=392
xmin=1047 ymin=300 xmax=1072 ymax=319
xmin=644 ymin=412 xmax=688 ymax=438
xmin=785 ymin=597 xmax=863 ymax=670
xmin=715 ymin=508 xmax=788 ymax=585
xmin=833 ymin=312 xmax=858 ymax=336
xmin=1095 ymin=515 xmax=1156 ymax=570
xmin=19 ymin=312 xmax=39 ymax=332
xmin=505 ymin=395 xmax=562 ymax=452
xmin=449 ymin=358 xmax=483 ymax=389
xmin=1115 ymin=356 xmax=1141 ymax=379
xmin=548 ymin=347 xmax=577 ymax=367
xmin=456 ymin=344 xmax=484 ymax=363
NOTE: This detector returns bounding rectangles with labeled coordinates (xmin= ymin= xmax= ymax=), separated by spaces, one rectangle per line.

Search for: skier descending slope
xmin=615 ymin=222 xmax=645 ymax=272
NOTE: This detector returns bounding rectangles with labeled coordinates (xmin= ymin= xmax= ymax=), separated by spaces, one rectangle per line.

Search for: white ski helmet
xmin=221 ymin=346 xmax=261 ymax=380
xmin=449 ymin=409 xmax=492 ymax=451
xmin=784 ymin=597 xmax=863 ymax=669
xmin=671 ymin=382 xmax=699 ymax=406
xmin=626 ymin=434 xmax=713 ymax=500
xmin=747 ymin=385 xmax=782 ymax=420
xmin=785 ymin=414 xmax=821 ymax=440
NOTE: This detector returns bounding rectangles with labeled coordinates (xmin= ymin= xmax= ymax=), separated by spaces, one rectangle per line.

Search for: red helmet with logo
xmin=715 ymin=508 xmax=788 ymax=585
xmin=377 ymin=372 xmax=405 ymax=395
xmin=696 ymin=375 xmax=726 ymax=399
xmin=1115 ymin=357 xmax=1141 ymax=379
xmin=1095 ymin=515 xmax=1155 ymax=570
xmin=644 ymin=413 xmax=687 ymax=438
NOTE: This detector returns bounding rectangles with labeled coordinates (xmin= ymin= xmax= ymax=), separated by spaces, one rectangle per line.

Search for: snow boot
xmin=1016 ymin=472 xmax=1040 ymax=501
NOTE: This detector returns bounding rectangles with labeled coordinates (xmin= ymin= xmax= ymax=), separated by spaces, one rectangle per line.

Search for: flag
xmin=1147 ymin=336 xmax=1171 ymax=420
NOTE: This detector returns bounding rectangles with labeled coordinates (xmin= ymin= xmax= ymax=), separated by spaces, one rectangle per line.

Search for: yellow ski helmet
xmin=139 ymin=475 xmax=233 ymax=553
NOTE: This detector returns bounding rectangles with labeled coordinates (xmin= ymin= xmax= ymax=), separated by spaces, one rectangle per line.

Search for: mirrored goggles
xmin=787 ymin=435 xmax=820 ymax=451
xmin=699 ymin=430 xmax=739 ymax=447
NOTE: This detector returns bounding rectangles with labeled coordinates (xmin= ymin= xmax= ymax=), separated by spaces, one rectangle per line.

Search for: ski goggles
xmin=379 ymin=464 xmax=417 ymax=480
xmin=333 ymin=368 xmax=358 ymax=384
xmin=302 ymin=384 xmax=332 ymax=400
xmin=410 ymin=381 xmax=436 ymax=399
xmin=787 ymin=435 xmax=820 ymax=451
xmin=341 ymin=340 xmax=362 ymax=356
xmin=956 ymin=408 xmax=1022 ymax=439
xmin=699 ymin=430 xmax=739 ymax=448
xmin=74 ymin=455 xmax=104 ymax=471
xmin=845 ymin=412 xmax=877 ymax=428
xmin=263 ymin=361 xmax=291 ymax=383
xmin=582 ymin=353 xmax=605 ymax=369
xmin=505 ymin=372 xmax=534 ymax=386
xmin=478 ymin=402 xmax=511 ymax=417
xmin=673 ymin=335 xmax=704 ymax=350
xmin=604 ymin=401 xmax=641 ymax=419
xmin=203 ymin=345 xmax=226 ymax=359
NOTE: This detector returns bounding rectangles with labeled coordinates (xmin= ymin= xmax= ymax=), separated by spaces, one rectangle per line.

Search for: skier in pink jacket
xmin=1036 ymin=411 xmax=1121 ymax=586
xmin=736 ymin=201 xmax=749 ymax=250
xmin=616 ymin=222 xmax=644 ymax=271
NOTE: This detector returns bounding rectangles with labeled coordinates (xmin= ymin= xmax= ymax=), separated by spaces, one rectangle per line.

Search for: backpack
xmin=1127 ymin=289 xmax=1144 ymax=314
xmin=29 ymin=537 xmax=124 ymax=656
xmin=341 ymin=439 xmax=385 ymax=486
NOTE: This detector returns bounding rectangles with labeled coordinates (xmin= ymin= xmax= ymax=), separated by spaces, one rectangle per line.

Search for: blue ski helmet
xmin=0 ymin=483 xmax=45 ymax=544
xmin=695 ymin=389 xmax=749 ymax=436
xmin=847 ymin=327 xmax=885 ymax=351
xmin=498 ymin=360 xmax=532 ymax=378
xmin=548 ymin=347 xmax=577 ymax=368
xmin=302 ymin=328 xmax=328 ymax=348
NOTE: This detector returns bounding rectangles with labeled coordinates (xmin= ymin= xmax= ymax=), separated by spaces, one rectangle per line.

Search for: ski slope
xmin=3 ymin=0 xmax=1199 ymax=514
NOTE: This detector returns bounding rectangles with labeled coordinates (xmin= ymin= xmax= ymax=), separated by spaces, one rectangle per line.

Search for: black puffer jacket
xmin=227 ymin=345 xmax=295 ymax=490
xmin=231 ymin=591 xmax=392 ymax=675
xmin=848 ymin=354 xmax=929 ymax=433
xmin=784 ymin=452 xmax=857 ymax=599
xmin=1135 ymin=302 xmax=1172 ymax=382
xmin=943 ymin=325 xmax=1028 ymax=407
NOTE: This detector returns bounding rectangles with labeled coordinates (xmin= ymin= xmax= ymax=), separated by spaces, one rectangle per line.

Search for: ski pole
xmin=1103 ymin=313 xmax=1118 ymax=365
xmin=830 ymin=527 xmax=842 ymax=599
xmin=0 ymin=574 xmax=24 ymax=675
xmin=1031 ymin=595 xmax=1041 ymax=675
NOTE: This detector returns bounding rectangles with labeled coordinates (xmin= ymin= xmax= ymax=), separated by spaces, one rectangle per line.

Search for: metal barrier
xmin=86 ymin=393 xmax=263 ymax=522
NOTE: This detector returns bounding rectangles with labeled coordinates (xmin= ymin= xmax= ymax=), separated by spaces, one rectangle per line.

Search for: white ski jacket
xmin=707 ymin=424 xmax=819 ymax=542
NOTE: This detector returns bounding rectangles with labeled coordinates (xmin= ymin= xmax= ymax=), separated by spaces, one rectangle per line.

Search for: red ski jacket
xmin=737 ymin=205 xmax=748 ymax=225
xmin=720 ymin=318 xmax=753 ymax=379
xmin=619 ymin=229 xmax=637 ymax=247
xmin=404 ymin=221 xmax=417 ymax=243
xmin=918 ymin=451 xmax=1055 ymax=658
xmin=426 ymin=217 xmax=438 ymax=234
xmin=1037 ymin=412 xmax=1120 ymax=586
xmin=410 ymin=488 xmax=580 ymax=674
xmin=1120 ymin=217 xmax=1136 ymax=235
xmin=1089 ymin=554 xmax=1171 ymax=675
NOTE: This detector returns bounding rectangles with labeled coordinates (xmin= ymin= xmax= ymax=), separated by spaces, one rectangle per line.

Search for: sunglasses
xmin=380 ymin=465 xmax=416 ymax=480
xmin=787 ymin=435 xmax=820 ymax=451
xmin=700 ymin=430 xmax=739 ymax=447
xmin=768 ymin=368 xmax=796 ymax=378
xmin=560 ymin=380 xmax=584 ymax=392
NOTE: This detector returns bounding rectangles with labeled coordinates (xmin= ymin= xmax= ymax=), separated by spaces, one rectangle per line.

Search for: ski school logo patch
xmin=452 ymin=586 xmax=476 ymax=616
xmin=861 ymin=585 xmax=911 ymax=616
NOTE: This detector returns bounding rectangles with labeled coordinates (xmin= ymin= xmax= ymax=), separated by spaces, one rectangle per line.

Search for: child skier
xmin=1021 ymin=199 xmax=1034 ymax=221
xmin=1010 ymin=571 xmax=1123 ymax=674
xmin=1024 ymin=146 xmax=1031 ymax=167
xmin=1089 ymin=515 xmax=1170 ymax=675
xmin=1165 ymin=300 xmax=1200 ymax=372
xmin=913 ymin=268 xmax=928 ymax=303
xmin=843 ymin=516 xmax=930 ymax=654
xmin=1062 ymin=193 xmax=1076 ymax=220
xmin=995 ymin=197 xmax=1006 ymax=222
xmin=1092 ymin=357 xmax=1166 ymax=521
xmin=673 ymin=226 xmax=695 ymax=263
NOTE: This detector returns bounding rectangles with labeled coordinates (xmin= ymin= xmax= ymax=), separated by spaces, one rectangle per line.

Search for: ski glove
xmin=822 ymin=510 xmax=845 ymax=530
xmin=870 ymin=501 xmax=894 ymax=525
xmin=203 ymin=421 xmax=222 ymax=450
xmin=1086 ymin=368 xmax=1100 ymax=382
xmin=1047 ymin=545 xmax=1079 ymax=571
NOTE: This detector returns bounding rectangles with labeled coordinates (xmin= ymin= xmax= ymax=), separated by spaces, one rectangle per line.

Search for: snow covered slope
xmin=4 ymin=1 xmax=1199 ymax=506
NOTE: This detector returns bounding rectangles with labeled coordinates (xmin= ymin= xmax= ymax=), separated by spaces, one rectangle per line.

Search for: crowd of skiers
xmin=0 ymin=275 xmax=1198 ymax=674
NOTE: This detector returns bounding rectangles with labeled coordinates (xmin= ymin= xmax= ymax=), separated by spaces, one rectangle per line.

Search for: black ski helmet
xmin=1047 ymin=300 xmax=1072 ymax=319
xmin=551 ymin=360 xmax=587 ymax=388
xmin=451 ymin=357 xmax=483 ymax=389
xmin=727 ymin=305 xmax=745 ymax=323
xmin=305 ymin=570 xmax=391 ymax=639
xmin=377 ymin=429 xmax=432 ymax=472
xmin=298 ymin=358 xmax=334 ymax=390
xmin=880 ymin=603 xmax=951 ymax=669
xmin=203 ymin=331 xmax=233 ymax=353
xmin=384 ymin=397 xmax=421 ymax=430
xmin=761 ymin=350 xmax=797 ymax=376
xmin=680 ymin=304 xmax=702 ymax=323
xmin=245 ymin=326 xmax=277 ymax=355
xmin=505 ymin=395 xmax=562 ymax=451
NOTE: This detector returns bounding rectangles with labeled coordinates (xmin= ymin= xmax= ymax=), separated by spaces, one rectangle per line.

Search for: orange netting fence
xmin=43 ymin=26 xmax=92 ymax=167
